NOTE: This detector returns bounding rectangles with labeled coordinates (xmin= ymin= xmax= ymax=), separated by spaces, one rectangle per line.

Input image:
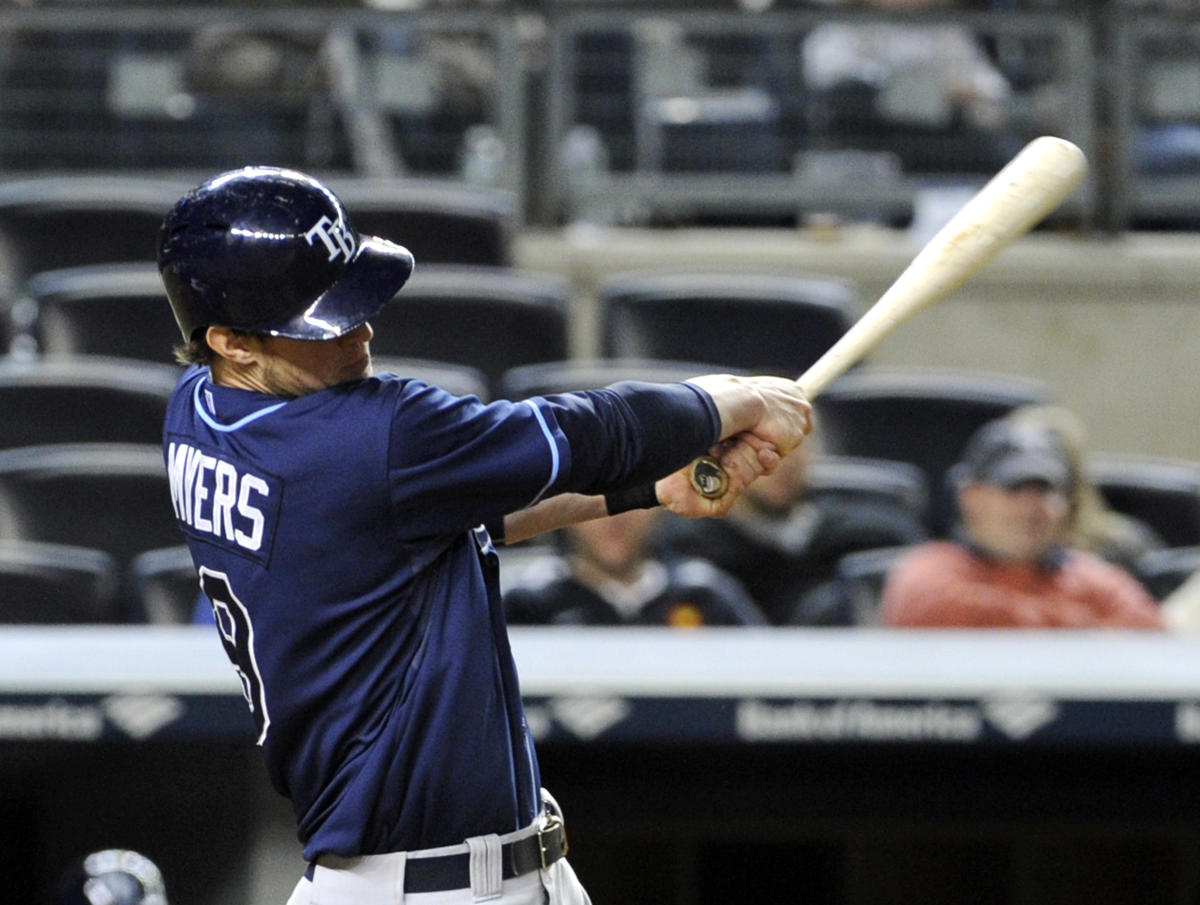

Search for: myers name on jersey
xmin=167 ymin=441 xmax=281 ymax=561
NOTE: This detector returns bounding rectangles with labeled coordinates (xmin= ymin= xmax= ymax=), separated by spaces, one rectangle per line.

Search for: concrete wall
xmin=515 ymin=227 xmax=1200 ymax=460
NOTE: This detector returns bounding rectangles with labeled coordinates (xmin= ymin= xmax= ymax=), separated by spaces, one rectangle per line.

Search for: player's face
xmin=257 ymin=322 xmax=375 ymax=396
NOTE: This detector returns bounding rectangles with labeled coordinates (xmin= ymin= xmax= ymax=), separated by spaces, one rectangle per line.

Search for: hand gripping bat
xmin=689 ymin=135 xmax=1088 ymax=499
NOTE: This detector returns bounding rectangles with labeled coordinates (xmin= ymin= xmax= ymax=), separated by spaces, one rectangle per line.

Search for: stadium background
xmin=2 ymin=1 xmax=1200 ymax=903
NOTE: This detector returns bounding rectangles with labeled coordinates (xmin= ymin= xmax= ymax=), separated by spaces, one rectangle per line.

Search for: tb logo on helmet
xmin=305 ymin=215 xmax=356 ymax=262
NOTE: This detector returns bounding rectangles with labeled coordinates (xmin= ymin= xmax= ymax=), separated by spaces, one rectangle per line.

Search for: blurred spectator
xmin=804 ymin=0 xmax=1010 ymax=132
xmin=654 ymin=439 xmax=930 ymax=625
xmin=503 ymin=507 xmax=767 ymax=627
xmin=881 ymin=418 xmax=1164 ymax=629
xmin=55 ymin=849 xmax=168 ymax=905
xmin=1004 ymin=403 xmax=1165 ymax=572
xmin=184 ymin=25 xmax=328 ymax=106
xmin=801 ymin=0 xmax=1022 ymax=173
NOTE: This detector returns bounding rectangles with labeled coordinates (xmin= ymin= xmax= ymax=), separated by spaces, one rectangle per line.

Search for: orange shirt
xmin=881 ymin=541 xmax=1164 ymax=629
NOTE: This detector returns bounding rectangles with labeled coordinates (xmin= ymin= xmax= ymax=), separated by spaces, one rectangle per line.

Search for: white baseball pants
xmin=285 ymin=855 xmax=590 ymax=905
xmin=284 ymin=804 xmax=591 ymax=905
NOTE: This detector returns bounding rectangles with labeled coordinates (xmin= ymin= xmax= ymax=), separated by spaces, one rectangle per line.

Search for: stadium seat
xmin=24 ymin=262 xmax=180 ymax=363
xmin=368 ymin=265 xmax=572 ymax=401
xmin=0 ymin=279 xmax=14 ymax=356
xmin=0 ymin=175 xmax=187 ymax=284
xmin=370 ymin=356 xmax=490 ymax=402
xmin=498 ymin=357 xmax=736 ymax=400
xmin=806 ymin=455 xmax=931 ymax=530
xmin=597 ymin=269 xmax=857 ymax=377
xmin=768 ymin=460 xmax=929 ymax=625
xmin=1135 ymin=545 xmax=1200 ymax=601
xmin=0 ymin=356 xmax=179 ymax=450
xmin=831 ymin=544 xmax=917 ymax=625
xmin=329 ymin=178 xmax=518 ymax=267
xmin=129 ymin=544 xmax=200 ymax=625
xmin=0 ymin=443 xmax=180 ymax=619
xmin=1086 ymin=453 xmax=1200 ymax=549
xmin=0 ymin=540 xmax=122 ymax=624
xmin=780 ymin=544 xmax=918 ymax=628
xmin=813 ymin=367 xmax=1056 ymax=535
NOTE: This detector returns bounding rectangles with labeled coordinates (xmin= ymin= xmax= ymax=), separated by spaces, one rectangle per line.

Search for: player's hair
xmin=174 ymin=337 xmax=215 ymax=367
xmin=173 ymin=329 xmax=252 ymax=367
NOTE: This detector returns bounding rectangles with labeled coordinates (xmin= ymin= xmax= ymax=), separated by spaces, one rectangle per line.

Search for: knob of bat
xmin=688 ymin=455 xmax=729 ymax=500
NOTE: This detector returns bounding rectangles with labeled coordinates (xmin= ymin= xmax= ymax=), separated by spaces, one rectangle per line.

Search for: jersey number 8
xmin=200 ymin=568 xmax=271 ymax=745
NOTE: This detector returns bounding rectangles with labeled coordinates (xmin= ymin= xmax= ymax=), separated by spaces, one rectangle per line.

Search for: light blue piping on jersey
xmin=193 ymin=377 xmax=287 ymax=433
xmin=522 ymin=398 xmax=559 ymax=504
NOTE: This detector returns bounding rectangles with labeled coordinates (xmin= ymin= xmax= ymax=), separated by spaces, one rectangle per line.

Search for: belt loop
xmin=466 ymin=834 xmax=503 ymax=901
xmin=393 ymin=851 xmax=407 ymax=903
xmin=541 ymin=787 xmax=566 ymax=821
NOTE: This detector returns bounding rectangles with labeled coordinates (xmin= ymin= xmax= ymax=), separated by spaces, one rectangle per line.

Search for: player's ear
xmin=206 ymin=326 xmax=259 ymax=365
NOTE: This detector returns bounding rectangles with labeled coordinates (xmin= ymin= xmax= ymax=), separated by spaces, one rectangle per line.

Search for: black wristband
xmin=483 ymin=516 xmax=506 ymax=545
xmin=604 ymin=482 xmax=659 ymax=516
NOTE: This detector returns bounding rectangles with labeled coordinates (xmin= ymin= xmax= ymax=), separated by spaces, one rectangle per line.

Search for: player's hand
xmin=686 ymin=374 xmax=813 ymax=458
xmin=740 ymin=376 xmax=814 ymax=458
xmin=656 ymin=432 xmax=781 ymax=519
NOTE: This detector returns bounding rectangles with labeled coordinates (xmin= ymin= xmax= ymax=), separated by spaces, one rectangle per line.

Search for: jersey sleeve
xmin=534 ymin=380 xmax=720 ymax=492
xmin=384 ymin=377 xmax=720 ymax=538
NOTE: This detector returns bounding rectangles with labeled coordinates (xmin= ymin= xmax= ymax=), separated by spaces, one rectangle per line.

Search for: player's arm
xmin=500 ymin=493 xmax=605 ymax=545
xmin=500 ymin=375 xmax=810 ymax=544
xmin=500 ymin=431 xmax=783 ymax=545
xmin=685 ymin=374 xmax=811 ymax=459
xmin=391 ymin=373 xmax=809 ymax=540
xmin=543 ymin=374 xmax=811 ymax=495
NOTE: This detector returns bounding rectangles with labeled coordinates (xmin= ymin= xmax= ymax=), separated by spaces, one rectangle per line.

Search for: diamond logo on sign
xmin=102 ymin=694 xmax=184 ymax=740
xmin=550 ymin=696 xmax=630 ymax=740
xmin=982 ymin=694 xmax=1059 ymax=740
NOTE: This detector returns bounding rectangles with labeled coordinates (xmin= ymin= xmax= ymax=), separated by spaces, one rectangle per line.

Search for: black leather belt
xmin=305 ymin=816 xmax=568 ymax=893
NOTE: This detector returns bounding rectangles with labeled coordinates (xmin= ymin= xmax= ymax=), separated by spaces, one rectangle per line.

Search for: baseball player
xmin=157 ymin=166 xmax=811 ymax=905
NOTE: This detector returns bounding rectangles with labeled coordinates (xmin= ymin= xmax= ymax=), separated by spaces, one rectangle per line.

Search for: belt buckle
xmin=537 ymin=813 xmax=567 ymax=870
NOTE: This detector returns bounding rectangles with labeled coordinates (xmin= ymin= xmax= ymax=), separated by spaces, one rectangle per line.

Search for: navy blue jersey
xmin=163 ymin=365 xmax=718 ymax=861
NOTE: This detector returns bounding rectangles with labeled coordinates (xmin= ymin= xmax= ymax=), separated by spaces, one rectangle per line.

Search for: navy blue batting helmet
xmin=56 ymin=849 xmax=168 ymax=905
xmin=157 ymin=166 xmax=414 ymax=342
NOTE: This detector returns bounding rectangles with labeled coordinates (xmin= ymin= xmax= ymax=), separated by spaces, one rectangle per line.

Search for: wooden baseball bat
xmin=689 ymin=135 xmax=1088 ymax=499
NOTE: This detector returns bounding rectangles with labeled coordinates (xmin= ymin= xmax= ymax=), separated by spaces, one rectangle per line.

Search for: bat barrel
xmin=689 ymin=135 xmax=1087 ymax=499
xmin=798 ymin=136 xmax=1086 ymax=400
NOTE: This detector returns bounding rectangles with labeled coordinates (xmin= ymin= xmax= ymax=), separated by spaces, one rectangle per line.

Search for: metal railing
xmin=541 ymin=8 xmax=1094 ymax=228
xmin=0 ymin=6 xmax=527 ymax=200
xmin=0 ymin=5 xmax=1196 ymax=231
xmin=1109 ymin=8 xmax=1200 ymax=230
